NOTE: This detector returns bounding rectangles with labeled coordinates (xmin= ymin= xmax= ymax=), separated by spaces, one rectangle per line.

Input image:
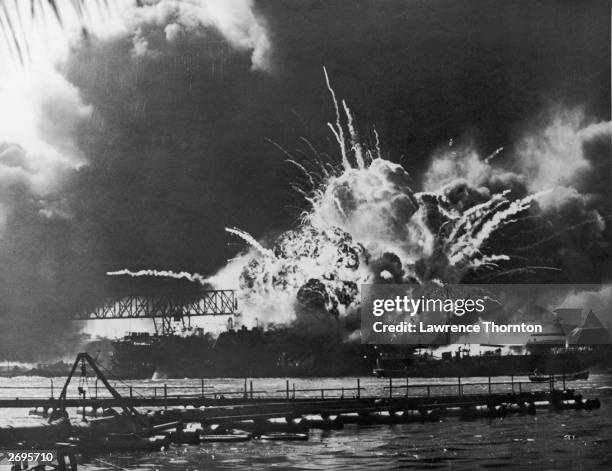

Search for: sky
xmin=0 ymin=0 xmax=610 ymax=360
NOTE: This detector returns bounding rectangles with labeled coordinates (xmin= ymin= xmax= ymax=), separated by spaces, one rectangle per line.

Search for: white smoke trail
xmin=323 ymin=66 xmax=349 ymax=169
xmin=226 ymin=227 xmax=275 ymax=258
xmin=445 ymin=190 xmax=550 ymax=267
xmin=107 ymin=268 xmax=208 ymax=285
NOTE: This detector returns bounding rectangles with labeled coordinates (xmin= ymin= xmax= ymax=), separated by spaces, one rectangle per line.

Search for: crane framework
xmin=73 ymin=289 xmax=238 ymax=334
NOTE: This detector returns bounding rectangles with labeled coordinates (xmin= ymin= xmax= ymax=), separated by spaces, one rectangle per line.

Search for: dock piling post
xmin=286 ymin=380 xmax=289 ymax=400
xmin=50 ymin=379 xmax=54 ymax=400
xmin=389 ymin=377 xmax=393 ymax=398
xmin=129 ymin=386 xmax=133 ymax=400
xmin=201 ymin=379 xmax=205 ymax=398
xmin=458 ymin=376 xmax=462 ymax=396
xmin=357 ymin=378 xmax=361 ymax=399
xmin=405 ymin=377 xmax=409 ymax=398
xmin=164 ymin=384 xmax=168 ymax=411
xmin=488 ymin=376 xmax=491 ymax=395
xmin=292 ymin=382 xmax=295 ymax=399
xmin=250 ymin=380 xmax=254 ymax=399
xmin=511 ymin=375 xmax=514 ymax=394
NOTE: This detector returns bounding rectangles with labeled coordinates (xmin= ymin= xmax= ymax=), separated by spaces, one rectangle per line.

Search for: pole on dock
xmin=292 ymin=383 xmax=295 ymax=399
xmin=389 ymin=377 xmax=393 ymax=398
xmin=50 ymin=379 xmax=54 ymax=400
xmin=357 ymin=378 xmax=361 ymax=399
xmin=405 ymin=377 xmax=409 ymax=398
xmin=511 ymin=374 xmax=514 ymax=394
xmin=458 ymin=376 xmax=462 ymax=396
xmin=201 ymin=379 xmax=205 ymax=398
xmin=243 ymin=378 xmax=247 ymax=398
xmin=286 ymin=380 xmax=289 ymax=400
xmin=250 ymin=380 xmax=254 ymax=399
xmin=488 ymin=376 xmax=491 ymax=395
xmin=164 ymin=384 xmax=168 ymax=411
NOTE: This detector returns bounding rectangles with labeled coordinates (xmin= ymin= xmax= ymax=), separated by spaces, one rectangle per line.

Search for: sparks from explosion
xmin=107 ymin=70 xmax=598 ymax=328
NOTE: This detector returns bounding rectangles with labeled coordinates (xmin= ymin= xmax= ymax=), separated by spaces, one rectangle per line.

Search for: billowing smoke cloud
xmin=517 ymin=109 xmax=611 ymax=193
xmin=0 ymin=0 xmax=274 ymax=359
xmin=127 ymin=0 xmax=272 ymax=71
xmin=0 ymin=0 xmax=609 ymax=359
xmin=211 ymin=99 xmax=610 ymax=331
xmin=0 ymin=71 xmax=90 ymax=230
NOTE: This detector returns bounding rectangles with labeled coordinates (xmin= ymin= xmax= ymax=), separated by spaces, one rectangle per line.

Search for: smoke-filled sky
xmin=0 ymin=0 xmax=610 ymax=360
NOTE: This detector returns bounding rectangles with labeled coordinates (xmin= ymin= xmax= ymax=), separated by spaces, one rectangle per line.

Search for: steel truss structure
xmin=73 ymin=290 xmax=237 ymax=334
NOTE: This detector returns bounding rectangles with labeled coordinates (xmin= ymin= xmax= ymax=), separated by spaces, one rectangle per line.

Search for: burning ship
xmin=373 ymin=310 xmax=612 ymax=378
xmin=97 ymin=73 xmax=611 ymax=381
xmin=105 ymin=307 xmax=611 ymax=379
xmin=100 ymin=279 xmax=612 ymax=380
xmin=109 ymin=325 xmax=376 ymax=379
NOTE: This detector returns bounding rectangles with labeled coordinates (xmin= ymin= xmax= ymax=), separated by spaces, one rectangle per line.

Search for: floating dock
xmin=0 ymin=353 xmax=602 ymax=470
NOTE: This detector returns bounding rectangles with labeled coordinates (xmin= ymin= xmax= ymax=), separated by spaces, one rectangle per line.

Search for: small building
xmin=568 ymin=310 xmax=611 ymax=345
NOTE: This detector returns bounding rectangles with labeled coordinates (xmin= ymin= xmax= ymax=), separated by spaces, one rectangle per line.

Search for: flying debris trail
xmin=445 ymin=190 xmax=551 ymax=268
xmin=225 ymin=227 xmax=276 ymax=257
xmin=107 ymin=269 xmax=208 ymax=285
xmin=323 ymin=66 xmax=350 ymax=169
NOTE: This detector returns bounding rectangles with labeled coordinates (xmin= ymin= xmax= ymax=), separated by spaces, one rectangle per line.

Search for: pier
xmin=0 ymin=353 xmax=602 ymax=470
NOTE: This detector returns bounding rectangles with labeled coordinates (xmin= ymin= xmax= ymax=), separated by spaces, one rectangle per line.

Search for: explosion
xmin=109 ymin=72 xmax=610 ymax=329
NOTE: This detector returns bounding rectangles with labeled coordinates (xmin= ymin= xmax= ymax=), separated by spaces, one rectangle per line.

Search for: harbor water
xmin=1 ymin=375 xmax=611 ymax=470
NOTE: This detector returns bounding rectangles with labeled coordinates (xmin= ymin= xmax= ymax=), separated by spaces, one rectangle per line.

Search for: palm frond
xmin=0 ymin=0 xmax=139 ymax=69
xmin=46 ymin=0 xmax=63 ymax=26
